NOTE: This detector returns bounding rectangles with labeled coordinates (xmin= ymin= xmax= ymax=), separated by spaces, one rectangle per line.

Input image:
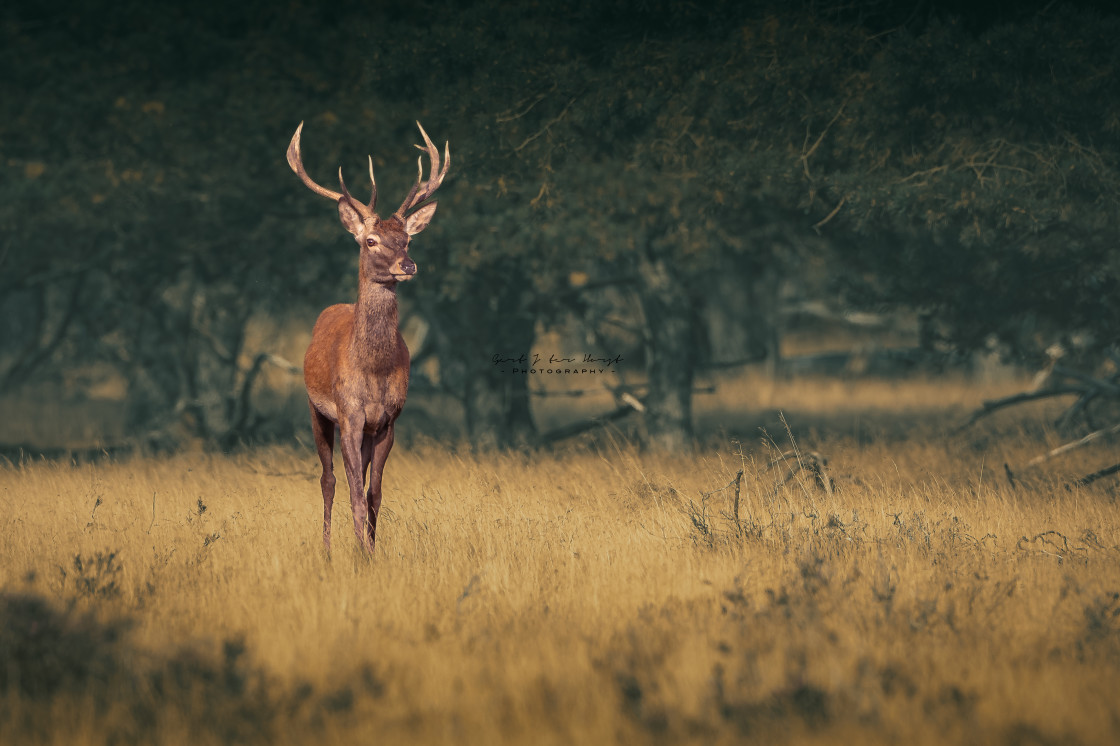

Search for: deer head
xmin=287 ymin=121 xmax=450 ymax=284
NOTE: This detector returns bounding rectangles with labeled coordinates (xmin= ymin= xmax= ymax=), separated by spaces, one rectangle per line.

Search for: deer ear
xmin=337 ymin=197 xmax=366 ymax=236
xmin=403 ymin=202 xmax=437 ymax=236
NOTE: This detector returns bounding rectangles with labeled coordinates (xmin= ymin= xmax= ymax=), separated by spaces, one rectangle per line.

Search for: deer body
xmin=303 ymin=296 xmax=408 ymax=428
xmin=289 ymin=121 xmax=448 ymax=553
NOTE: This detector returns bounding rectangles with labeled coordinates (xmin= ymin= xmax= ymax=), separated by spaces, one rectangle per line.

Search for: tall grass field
xmin=2 ymin=376 xmax=1119 ymax=745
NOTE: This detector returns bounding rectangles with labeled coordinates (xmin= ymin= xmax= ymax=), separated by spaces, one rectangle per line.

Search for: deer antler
xmin=287 ymin=122 xmax=379 ymax=209
xmin=287 ymin=122 xmax=342 ymax=202
xmin=337 ymin=167 xmax=365 ymax=217
xmin=366 ymin=155 xmax=377 ymax=211
xmin=394 ymin=121 xmax=450 ymax=218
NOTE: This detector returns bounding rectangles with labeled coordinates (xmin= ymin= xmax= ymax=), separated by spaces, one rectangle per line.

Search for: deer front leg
xmin=338 ymin=417 xmax=373 ymax=552
xmin=363 ymin=425 xmax=395 ymax=549
xmin=309 ymin=400 xmax=336 ymax=552
xmin=360 ymin=434 xmax=374 ymax=546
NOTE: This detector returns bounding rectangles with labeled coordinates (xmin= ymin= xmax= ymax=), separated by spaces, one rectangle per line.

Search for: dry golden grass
xmin=2 ymin=375 xmax=1120 ymax=745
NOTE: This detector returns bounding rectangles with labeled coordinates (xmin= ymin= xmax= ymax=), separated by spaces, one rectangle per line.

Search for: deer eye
xmin=365 ymin=237 xmax=378 ymax=248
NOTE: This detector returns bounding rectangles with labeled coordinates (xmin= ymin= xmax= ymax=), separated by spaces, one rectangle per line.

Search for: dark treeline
xmin=2 ymin=0 xmax=1118 ymax=449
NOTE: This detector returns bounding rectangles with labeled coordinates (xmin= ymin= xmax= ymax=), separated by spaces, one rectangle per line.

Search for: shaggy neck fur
xmin=351 ymin=275 xmax=400 ymax=372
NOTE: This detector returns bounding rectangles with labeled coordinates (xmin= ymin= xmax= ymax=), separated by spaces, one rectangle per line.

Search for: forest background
xmin=3 ymin=0 xmax=1119 ymax=453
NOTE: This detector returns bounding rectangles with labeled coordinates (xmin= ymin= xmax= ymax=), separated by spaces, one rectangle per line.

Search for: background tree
xmin=810 ymin=8 xmax=1120 ymax=365
xmin=3 ymin=0 xmax=1119 ymax=451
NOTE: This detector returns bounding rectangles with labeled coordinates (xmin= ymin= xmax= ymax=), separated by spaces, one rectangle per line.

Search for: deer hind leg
xmin=364 ymin=425 xmax=395 ymax=549
xmin=309 ymin=400 xmax=336 ymax=552
xmin=339 ymin=417 xmax=373 ymax=552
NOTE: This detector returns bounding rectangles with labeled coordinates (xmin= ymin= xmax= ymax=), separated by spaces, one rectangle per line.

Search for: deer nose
xmin=400 ymin=258 xmax=417 ymax=275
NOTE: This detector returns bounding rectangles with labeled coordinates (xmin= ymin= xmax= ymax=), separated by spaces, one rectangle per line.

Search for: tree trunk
xmin=503 ymin=359 xmax=535 ymax=445
xmin=637 ymin=251 xmax=696 ymax=452
xmin=700 ymin=258 xmax=782 ymax=375
xmin=462 ymin=369 xmax=534 ymax=448
xmin=466 ymin=311 xmax=536 ymax=448
xmin=436 ymin=294 xmax=537 ymax=449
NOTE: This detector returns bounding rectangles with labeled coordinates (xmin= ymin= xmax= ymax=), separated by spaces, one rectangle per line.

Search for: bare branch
xmin=896 ymin=165 xmax=948 ymax=184
xmin=957 ymin=386 xmax=1087 ymax=431
xmin=540 ymin=401 xmax=639 ymax=443
xmin=1055 ymin=390 xmax=1098 ymax=429
xmin=1052 ymin=365 xmax=1120 ymax=397
xmin=1072 ymin=462 xmax=1120 ymax=488
xmin=800 ymin=100 xmax=847 ymax=181
xmin=513 ymin=97 xmax=577 ymax=153
xmin=813 ymin=193 xmax=848 ymax=232
xmin=1024 ymin=422 xmax=1120 ymax=469
xmin=496 ymin=89 xmax=553 ymax=123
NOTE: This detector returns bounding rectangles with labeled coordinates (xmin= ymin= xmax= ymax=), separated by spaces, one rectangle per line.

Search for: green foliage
xmin=812 ymin=10 xmax=1120 ymax=358
xmin=4 ymin=0 xmax=1120 ymax=445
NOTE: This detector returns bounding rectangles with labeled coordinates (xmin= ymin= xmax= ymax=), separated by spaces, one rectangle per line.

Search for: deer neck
xmin=350 ymin=277 xmax=401 ymax=371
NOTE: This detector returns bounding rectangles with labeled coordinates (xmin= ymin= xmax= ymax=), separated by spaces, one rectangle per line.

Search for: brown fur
xmin=289 ymin=121 xmax=448 ymax=552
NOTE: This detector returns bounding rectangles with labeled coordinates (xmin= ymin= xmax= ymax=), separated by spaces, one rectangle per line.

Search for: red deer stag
xmin=287 ymin=121 xmax=449 ymax=552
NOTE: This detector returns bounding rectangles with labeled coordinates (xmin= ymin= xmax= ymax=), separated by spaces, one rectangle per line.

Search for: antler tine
xmin=395 ymin=162 xmax=423 ymax=218
xmin=394 ymin=121 xmax=450 ymax=217
xmin=287 ymin=122 xmax=343 ymax=202
xmin=366 ymin=155 xmax=377 ymax=210
xmin=337 ymin=167 xmax=361 ymax=212
xmin=417 ymin=121 xmax=441 ymax=185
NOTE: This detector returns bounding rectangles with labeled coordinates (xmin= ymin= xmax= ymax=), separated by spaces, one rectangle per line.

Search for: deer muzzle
xmin=393 ymin=258 xmax=417 ymax=280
